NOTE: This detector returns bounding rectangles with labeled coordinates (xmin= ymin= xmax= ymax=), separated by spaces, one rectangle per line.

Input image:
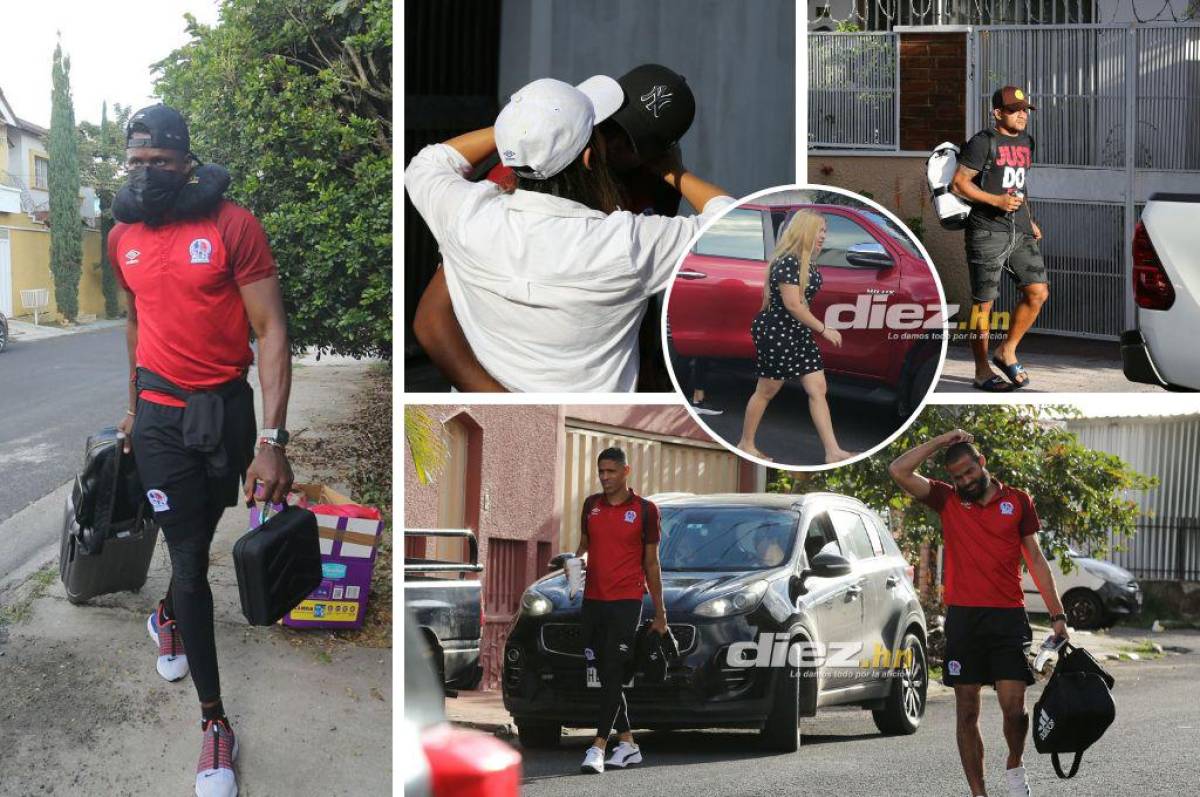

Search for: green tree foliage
xmin=48 ymin=41 xmax=83 ymax=322
xmin=405 ymin=406 xmax=447 ymax=486
xmin=769 ymin=404 xmax=1158 ymax=567
xmin=78 ymin=102 xmax=131 ymax=318
xmin=153 ymin=0 xmax=392 ymax=357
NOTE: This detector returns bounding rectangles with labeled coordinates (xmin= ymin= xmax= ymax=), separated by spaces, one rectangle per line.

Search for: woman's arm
xmin=443 ymin=127 xmax=498 ymax=169
xmin=646 ymin=146 xmax=728 ymax=212
xmin=780 ymin=283 xmax=842 ymax=347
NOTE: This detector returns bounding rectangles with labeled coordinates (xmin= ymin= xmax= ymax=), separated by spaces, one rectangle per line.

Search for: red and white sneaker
xmin=196 ymin=718 xmax=239 ymax=797
xmin=147 ymin=601 xmax=189 ymax=682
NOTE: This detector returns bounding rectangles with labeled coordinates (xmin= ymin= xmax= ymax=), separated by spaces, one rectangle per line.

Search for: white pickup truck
xmin=1121 ymin=193 xmax=1200 ymax=391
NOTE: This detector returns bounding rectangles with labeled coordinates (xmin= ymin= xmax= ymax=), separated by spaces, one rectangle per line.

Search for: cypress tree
xmin=48 ymin=39 xmax=82 ymax=323
xmin=97 ymin=101 xmax=119 ymax=318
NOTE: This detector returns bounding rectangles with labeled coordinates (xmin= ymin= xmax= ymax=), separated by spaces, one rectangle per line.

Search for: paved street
xmin=0 ymin=325 xmax=128 ymax=522
xmin=678 ymin=364 xmax=912 ymax=466
xmin=516 ymin=641 xmax=1200 ymax=796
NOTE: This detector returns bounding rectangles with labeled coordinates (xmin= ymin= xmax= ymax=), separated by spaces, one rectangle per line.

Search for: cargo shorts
xmin=965 ymin=227 xmax=1049 ymax=303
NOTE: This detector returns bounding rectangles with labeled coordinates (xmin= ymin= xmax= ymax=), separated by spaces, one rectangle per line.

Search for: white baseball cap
xmin=494 ymin=76 xmax=624 ymax=180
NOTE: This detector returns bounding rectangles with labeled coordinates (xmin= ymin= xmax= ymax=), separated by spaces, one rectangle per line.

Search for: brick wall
xmin=899 ymin=32 xmax=967 ymax=151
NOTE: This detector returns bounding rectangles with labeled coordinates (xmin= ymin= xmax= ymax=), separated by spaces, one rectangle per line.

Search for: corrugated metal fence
xmin=972 ymin=23 xmax=1200 ymax=339
xmin=1068 ymin=415 xmax=1200 ymax=581
xmin=808 ymin=33 xmax=898 ymax=150
xmin=560 ymin=424 xmax=741 ymax=551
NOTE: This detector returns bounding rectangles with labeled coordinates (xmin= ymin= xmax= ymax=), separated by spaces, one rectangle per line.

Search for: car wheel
xmin=1064 ymin=589 xmax=1107 ymax=630
xmin=872 ymin=631 xmax=927 ymax=736
xmin=901 ymin=355 xmax=938 ymax=417
xmin=515 ymin=720 xmax=561 ymax=749
xmin=759 ymin=660 xmax=801 ymax=752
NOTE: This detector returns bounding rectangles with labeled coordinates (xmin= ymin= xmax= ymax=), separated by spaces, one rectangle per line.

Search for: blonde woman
xmin=737 ymin=211 xmax=852 ymax=464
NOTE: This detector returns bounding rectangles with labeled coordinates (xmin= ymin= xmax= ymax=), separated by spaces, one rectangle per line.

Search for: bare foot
xmin=737 ymin=441 xmax=773 ymax=461
xmin=824 ymin=449 xmax=855 ymax=464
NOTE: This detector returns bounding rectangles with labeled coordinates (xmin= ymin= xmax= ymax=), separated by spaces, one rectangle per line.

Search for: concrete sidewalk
xmin=0 ymin=355 xmax=391 ymax=796
xmin=5 ymin=317 xmax=127 ymax=342
xmin=936 ymin=333 xmax=1161 ymax=393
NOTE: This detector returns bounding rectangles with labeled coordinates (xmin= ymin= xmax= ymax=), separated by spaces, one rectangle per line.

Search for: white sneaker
xmin=580 ymin=746 xmax=605 ymax=774
xmin=147 ymin=606 xmax=189 ymax=682
xmin=1005 ymin=765 xmax=1031 ymax=796
xmin=606 ymin=740 xmax=642 ymax=768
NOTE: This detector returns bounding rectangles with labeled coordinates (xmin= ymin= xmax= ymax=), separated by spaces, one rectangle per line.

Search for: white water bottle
xmin=1033 ymin=633 xmax=1067 ymax=673
xmin=565 ymin=556 xmax=583 ymax=600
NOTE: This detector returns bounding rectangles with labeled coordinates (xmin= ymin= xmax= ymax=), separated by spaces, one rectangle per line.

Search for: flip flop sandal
xmin=972 ymin=375 xmax=1014 ymax=392
xmin=992 ymin=356 xmax=1031 ymax=388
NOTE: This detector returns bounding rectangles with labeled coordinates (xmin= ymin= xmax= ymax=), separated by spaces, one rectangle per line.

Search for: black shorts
xmin=130 ymin=384 xmax=257 ymax=528
xmin=942 ymin=605 xmax=1035 ymax=687
xmin=965 ymin=228 xmax=1048 ymax=303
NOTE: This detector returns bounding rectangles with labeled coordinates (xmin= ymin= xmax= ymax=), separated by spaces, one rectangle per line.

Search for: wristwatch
xmin=1050 ymin=612 xmax=1068 ymax=624
xmin=259 ymin=427 xmax=290 ymax=448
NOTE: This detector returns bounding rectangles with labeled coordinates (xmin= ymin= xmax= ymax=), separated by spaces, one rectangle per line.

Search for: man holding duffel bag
xmin=111 ymin=104 xmax=294 ymax=797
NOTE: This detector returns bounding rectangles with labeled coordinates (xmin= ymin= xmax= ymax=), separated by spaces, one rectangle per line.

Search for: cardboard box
xmin=251 ymin=483 xmax=384 ymax=630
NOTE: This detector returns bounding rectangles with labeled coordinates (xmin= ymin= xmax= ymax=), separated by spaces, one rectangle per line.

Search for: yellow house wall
xmin=5 ymin=222 xmax=123 ymax=322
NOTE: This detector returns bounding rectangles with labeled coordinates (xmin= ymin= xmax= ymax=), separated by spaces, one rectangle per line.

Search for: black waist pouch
xmin=136 ymin=367 xmax=249 ymax=477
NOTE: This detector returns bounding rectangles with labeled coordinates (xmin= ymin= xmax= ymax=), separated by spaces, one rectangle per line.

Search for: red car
xmin=667 ymin=203 xmax=943 ymax=414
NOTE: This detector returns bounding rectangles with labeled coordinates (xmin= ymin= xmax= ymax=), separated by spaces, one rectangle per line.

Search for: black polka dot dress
xmin=751 ymin=254 xmax=824 ymax=379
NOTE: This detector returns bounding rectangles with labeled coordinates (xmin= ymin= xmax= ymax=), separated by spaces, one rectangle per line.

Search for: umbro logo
xmin=125 ymin=249 xmax=140 ymax=265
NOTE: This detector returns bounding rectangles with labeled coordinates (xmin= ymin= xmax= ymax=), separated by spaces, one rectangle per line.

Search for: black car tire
xmin=516 ymin=720 xmax=561 ymax=749
xmin=1063 ymin=588 xmax=1108 ymax=630
xmin=903 ymin=354 xmax=938 ymax=417
xmin=872 ymin=631 xmax=927 ymax=736
xmin=759 ymin=661 xmax=801 ymax=752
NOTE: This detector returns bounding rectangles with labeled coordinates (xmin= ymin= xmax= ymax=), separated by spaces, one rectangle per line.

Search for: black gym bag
xmin=232 ymin=501 xmax=322 ymax=626
xmin=59 ymin=428 xmax=159 ymax=604
xmin=1032 ymin=643 xmax=1116 ymax=779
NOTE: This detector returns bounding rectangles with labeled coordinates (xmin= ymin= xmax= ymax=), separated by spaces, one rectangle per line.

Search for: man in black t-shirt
xmin=951 ymin=86 xmax=1049 ymax=393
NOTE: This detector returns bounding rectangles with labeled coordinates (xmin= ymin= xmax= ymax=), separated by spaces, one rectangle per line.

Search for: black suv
xmin=502 ymin=492 xmax=928 ymax=752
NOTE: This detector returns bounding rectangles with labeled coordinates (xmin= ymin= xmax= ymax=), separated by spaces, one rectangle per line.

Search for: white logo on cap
xmin=641 ymin=85 xmax=673 ymax=118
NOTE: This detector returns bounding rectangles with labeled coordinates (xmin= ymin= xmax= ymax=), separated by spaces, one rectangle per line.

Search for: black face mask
xmin=127 ymin=166 xmax=188 ymax=220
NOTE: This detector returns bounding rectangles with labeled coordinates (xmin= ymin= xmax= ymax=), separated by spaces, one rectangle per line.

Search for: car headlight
xmin=520 ymin=588 xmax=553 ymax=617
xmin=695 ymin=580 xmax=769 ymax=618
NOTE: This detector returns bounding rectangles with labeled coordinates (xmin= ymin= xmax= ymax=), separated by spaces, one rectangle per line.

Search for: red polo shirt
xmin=109 ymin=200 xmax=277 ymax=407
xmin=918 ymin=479 xmax=1040 ymax=608
xmin=582 ymin=489 xmax=661 ymax=602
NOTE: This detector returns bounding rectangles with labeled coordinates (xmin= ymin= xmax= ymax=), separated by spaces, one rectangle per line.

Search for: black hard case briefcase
xmin=232 ymin=503 xmax=322 ymax=626
xmin=59 ymin=428 xmax=158 ymax=604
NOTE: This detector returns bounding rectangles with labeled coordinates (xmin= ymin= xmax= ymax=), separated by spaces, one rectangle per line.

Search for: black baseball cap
xmin=610 ymin=64 xmax=696 ymax=161
xmin=126 ymin=104 xmax=190 ymax=152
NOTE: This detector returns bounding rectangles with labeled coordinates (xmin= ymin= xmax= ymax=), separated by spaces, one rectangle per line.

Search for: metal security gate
xmin=809 ymin=33 xmax=899 ymax=150
xmin=970 ymin=23 xmax=1200 ymax=339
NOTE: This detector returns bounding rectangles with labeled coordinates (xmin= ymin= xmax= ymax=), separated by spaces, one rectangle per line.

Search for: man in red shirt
xmin=571 ymin=447 xmax=667 ymax=774
xmin=109 ymin=104 xmax=293 ymax=797
xmin=890 ymin=430 xmax=1068 ymax=797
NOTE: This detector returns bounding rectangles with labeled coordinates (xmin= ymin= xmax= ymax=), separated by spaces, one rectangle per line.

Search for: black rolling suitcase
xmin=232 ymin=502 xmax=322 ymax=625
xmin=59 ymin=428 xmax=158 ymax=604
